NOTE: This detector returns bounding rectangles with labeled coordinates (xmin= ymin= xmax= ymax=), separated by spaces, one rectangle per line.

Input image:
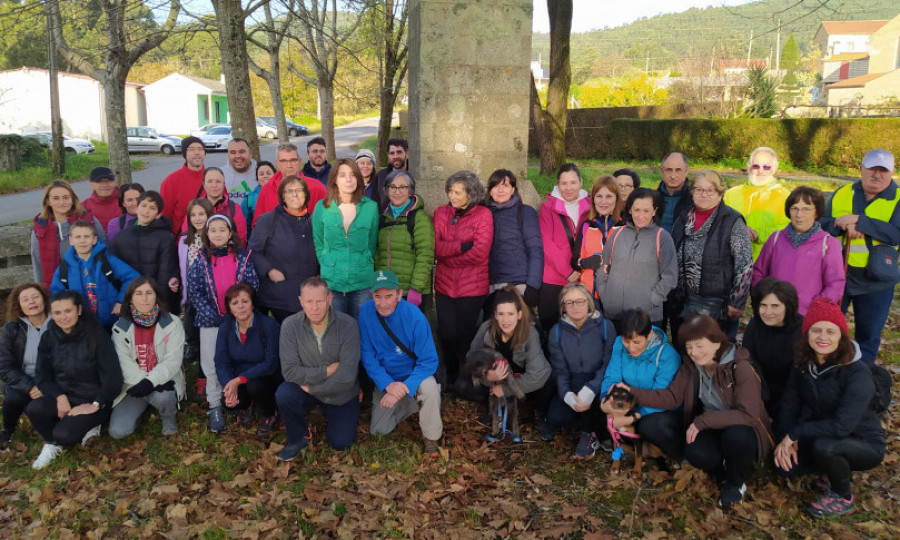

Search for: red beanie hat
xmin=802 ymin=297 xmax=849 ymax=335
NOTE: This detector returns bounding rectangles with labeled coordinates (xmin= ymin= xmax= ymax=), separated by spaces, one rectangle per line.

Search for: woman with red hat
xmin=773 ymin=297 xmax=885 ymax=518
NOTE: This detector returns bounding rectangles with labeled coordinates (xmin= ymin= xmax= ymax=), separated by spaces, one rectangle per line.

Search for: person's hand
xmin=224 ymin=378 xmax=243 ymax=408
xmin=580 ymin=254 xmax=603 ymax=270
xmin=834 ymin=214 xmax=860 ymax=230
xmin=56 ymin=394 xmax=71 ymax=418
xmin=406 ymin=289 xmax=422 ymax=306
xmin=380 ymin=392 xmax=400 ymax=409
xmin=523 ymin=285 xmax=540 ymax=308
xmin=112 ymin=303 xmax=122 ymax=316
xmin=168 ymin=277 xmax=180 ymax=292
xmin=845 ymin=223 xmax=864 ymax=240
xmin=686 ymin=422 xmax=700 ymax=444
xmin=385 ymin=381 xmax=408 ymax=400
xmin=126 ymin=378 xmax=154 ymax=398
xmin=727 ymin=305 xmax=743 ymax=319
xmin=67 ymin=402 xmax=100 ymax=416
xmin=491 ymin=385 xmax=505 ymax=398
xmin=460 ymin=241 xmax=473 ymax=253
xmin=599 ymin=395 xmax=614 ymax=414
xmin=612 ymin=415 xmax=632 ymax=429
xmin=774 ymin=435 xmax=799 ymax=472
xmin=268 ymin=268 xmax=286 ymax=283
xmin=326 ymin=361 xmax=340 ymax=377
xmin=747 ymin=227 xmax=759 ymax=242
xmin=571 ymin=396 xmax=591 ymax=413
xmin=29 ymin=386 xmax=42 ymax=399
xmin=567 ymin=271 xmax=581 ymax=283
xmin=486 ymin=360 xmax=509 ymax=382
xmin=300 ymin=385 xmax=310 ymax=393
xmin=613 ymin=382 xmax=632 ymax=392
xmin=154 ymin=380 xmax=175 ymax=392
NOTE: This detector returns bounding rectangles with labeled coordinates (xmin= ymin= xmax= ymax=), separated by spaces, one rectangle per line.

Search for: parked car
xmin=199 ymin=125 xmax=234 ymax=151
xmin=190 ymin=123 xmax=226 ymax=137
xmin=255 ymin=118 xmax=277 ymax=140
xmin=23 ymin=132 xmax=95 ymax=154
xmin=126 ymin=126 xmax=181 ymax=155
xmin=258 ymin=116 xmax=309 ymax=137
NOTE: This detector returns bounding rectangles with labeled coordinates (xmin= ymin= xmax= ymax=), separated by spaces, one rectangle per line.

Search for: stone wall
xmin=0 ymin=225 xmax=34 ymax=321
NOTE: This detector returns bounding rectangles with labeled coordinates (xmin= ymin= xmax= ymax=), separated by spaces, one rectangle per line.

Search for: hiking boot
xmin=81 ymin=425 xmax=101 ymax=446
xmin=572 ymin=431 xmax=600 ymax=460
xmin=32 ymin=443 xmax=63 ymax=470
xmin=277 ymin=427 xmax=312 ymax=462
xmin=807 ymin=491 xmax=854 ymax=518
xmin=812 ymin=475 xmax=831 ymax=493
xmin=423 ymin=438 xmax=441 ymax=458
xmin=718 ymin=483 xmax=747 ymax=508
xmin=0 ymin=429 xmax=12 ymax=451
xmin=535 ymin=413 xmax=556 ymax=442
xmin=238 ymin=408 xmax=254 ymax=427
xmin=208 ymin=406 xmax=225 ymax=433
xmin=256 ymin=414 xmax=278 ymax=438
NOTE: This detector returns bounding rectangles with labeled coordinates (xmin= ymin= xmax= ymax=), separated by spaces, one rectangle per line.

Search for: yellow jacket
xmin=724 ymin=181 xmax=791 ymax=258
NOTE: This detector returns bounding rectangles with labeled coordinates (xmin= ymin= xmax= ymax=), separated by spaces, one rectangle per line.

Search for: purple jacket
xmin=752 ymin=227 xmax=845 ymax=315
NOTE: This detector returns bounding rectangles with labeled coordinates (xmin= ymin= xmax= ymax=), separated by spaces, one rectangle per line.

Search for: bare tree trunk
xmin=213 ymin=0 xmax=260 ymax=160
xmin=248 ymin=1 xmax=293 ymax=142
xmin=46 ymin=2 xmax=64 ymax=176
xmin=317 ymin=82 xmax=336 ymax=155
xmin=530 ymin=0 xmax=572 ymax=175
xmin=373 ymin=0 xmax=408 ymax=165
xmin=103 ymin=72 xmax=132 ymax=181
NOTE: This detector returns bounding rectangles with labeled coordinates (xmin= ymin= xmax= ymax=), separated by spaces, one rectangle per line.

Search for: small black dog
xmin=469 ymin=350 xmax=525 ymax=442
xmin=604 ymin=386 xmax=645 ymax=475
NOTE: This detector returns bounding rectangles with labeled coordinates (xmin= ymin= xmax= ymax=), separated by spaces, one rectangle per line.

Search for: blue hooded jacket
xmin=600 ymin=327 xmax=681 ymax=416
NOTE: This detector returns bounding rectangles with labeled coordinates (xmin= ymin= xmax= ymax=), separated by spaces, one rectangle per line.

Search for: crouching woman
xmin=109 ymin=277 xmax=185 ymax=439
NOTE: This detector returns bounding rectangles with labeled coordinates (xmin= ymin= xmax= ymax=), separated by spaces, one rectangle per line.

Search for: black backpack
xmin=869 ymin=363 xmax=893 ymax=415
xmin=378 ymin=207 xmax=420 ymax=250
xmin=58 ymin=250 xmax=122 ymax=291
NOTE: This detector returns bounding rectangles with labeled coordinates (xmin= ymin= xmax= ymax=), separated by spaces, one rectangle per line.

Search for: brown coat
xmin=630 ymin=345 xmax=773 ymax=461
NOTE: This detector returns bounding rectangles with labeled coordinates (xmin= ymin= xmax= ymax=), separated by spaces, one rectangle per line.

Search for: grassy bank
xmin=293 ymin=113 xmax=375 ymax=136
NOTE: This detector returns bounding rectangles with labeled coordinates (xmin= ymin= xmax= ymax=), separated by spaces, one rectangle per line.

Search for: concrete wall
xmin=408 ymin=0 xmax=535 ymax=209
xmin=822 ymin=58 xmax=869 ymax=83
xmin=827 ymin=70 xmax=900 ymax=106
xmin=825 ymin=34 xmax=873 ymax=57
xmin=869 ymin=18 xmax=900 ymax=73
xmin=0 ymin=226 xmax=35 ymax=321
xmin=144 ymin=74 xmax=214 ymax=135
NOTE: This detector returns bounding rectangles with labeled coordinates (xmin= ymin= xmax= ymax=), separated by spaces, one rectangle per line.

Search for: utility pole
xmin=46 ymin=2 xmax=65 ymax=176
xmin=645 ymin=51 xmax=650 ymax=73
xmin=747 ymin=29 xmax=754 ymax=64
xmin=775 ymin=19 xmax=782 ymax=72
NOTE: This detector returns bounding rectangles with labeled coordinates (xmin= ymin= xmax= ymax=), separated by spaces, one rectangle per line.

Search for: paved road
xmin=0 ymin=117 xmax=379 ymax=225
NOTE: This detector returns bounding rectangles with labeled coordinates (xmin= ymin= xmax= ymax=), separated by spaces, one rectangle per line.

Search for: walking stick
xmin=842 ymin=233 xmax=851 ymax=276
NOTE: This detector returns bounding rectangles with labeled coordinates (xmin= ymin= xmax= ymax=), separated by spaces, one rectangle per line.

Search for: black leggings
xmin=636 ymin=409 xmax=685 ymax=461
xmin=26 ymin=395 xmax=110 ymax=448
xmin=684 ymin=425 xmax=757 ymax=487
xmin=783 ymin=436 xmax=885 ymax=499
xmin=538 ymin=283 xmax=564 ymax=336
xmin=2 ymin=386 xmax=32 ymax=433
xmin=227 ymin=374 xmax=282 ymax=417
xmin=435 ymin=293 xmax=486 ymax=386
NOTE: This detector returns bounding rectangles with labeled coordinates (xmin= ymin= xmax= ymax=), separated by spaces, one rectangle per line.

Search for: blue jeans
xmin=842 ymin=286 xmax=895 ymax=363
xmin=275 ymin=382 xmax=360 ymax=450
xmin=330 ymin=288 xmax=372 ymax=320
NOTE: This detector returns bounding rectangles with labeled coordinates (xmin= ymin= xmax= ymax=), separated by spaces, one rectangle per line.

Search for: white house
xmin=142 ymin=73 xmax=230 ymax=136
xmin=813 ymin=20 xmax=890 ymax=57
xmin=0 ymin=67 xmax=145 ymax=140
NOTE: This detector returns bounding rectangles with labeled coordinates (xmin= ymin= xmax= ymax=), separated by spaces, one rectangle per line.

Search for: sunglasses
xmin=751 ymin=164 xmax=773 ymax=171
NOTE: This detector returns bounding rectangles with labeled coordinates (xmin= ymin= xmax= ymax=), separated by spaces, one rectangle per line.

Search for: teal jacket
xmin=312 ymin=197 xmax=379 ymax=293
xmin=374 ymin=195 xmax=435 ymax=295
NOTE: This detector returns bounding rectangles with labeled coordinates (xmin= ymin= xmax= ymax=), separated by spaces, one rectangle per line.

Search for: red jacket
xmin=82 ymin=188 xmax=121 ymax=231
xmin=179 ymin=193 xmax=248 ymax=244
xmin=539 ymin=189 xmax=590 ymax=286
xmin=160 ymin=164 xmax=205 ymax=234
xmin=252 ymin=171 xmax=326 ymax=226
xmin=433 ymin=204 xmax=493 ymax=298
xmin=33 ymin=212 xmax=94 ymax=288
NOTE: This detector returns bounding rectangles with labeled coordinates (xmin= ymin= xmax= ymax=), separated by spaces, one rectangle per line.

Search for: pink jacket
xmin=539 ymin=189 xmax=590 ymax=286
xmin=752 ymin=227 xmax=845 ymax=315
xmin=433 ymin=204 xmax=493 ymax=298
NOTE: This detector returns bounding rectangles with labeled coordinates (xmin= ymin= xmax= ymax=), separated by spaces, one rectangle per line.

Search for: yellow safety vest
xmin=831 ymin=183 xmax=900 ymax=267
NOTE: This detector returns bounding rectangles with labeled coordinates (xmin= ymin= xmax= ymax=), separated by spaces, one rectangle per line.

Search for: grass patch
xmin=292 ymin=113 xmax=375 ymax=135
xmin=0 ymin=141 xmax=146 ymax=195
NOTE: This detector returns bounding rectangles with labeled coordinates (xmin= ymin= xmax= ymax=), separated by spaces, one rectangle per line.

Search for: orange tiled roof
xmin=820 ymin=20 xmax=889 ymax=35
xmin=826 ymin=72 xmax=886 ymax=88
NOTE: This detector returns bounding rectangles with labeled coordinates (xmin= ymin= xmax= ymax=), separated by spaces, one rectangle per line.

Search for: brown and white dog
xmin=604 ymin=386 xmax=646 ymax=475
xmin=470 ymin=350 xmax=525 ymax=442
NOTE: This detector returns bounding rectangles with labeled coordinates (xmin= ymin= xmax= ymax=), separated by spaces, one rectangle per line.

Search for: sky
xmin=532 ymin=0 xmax=756 ymax=33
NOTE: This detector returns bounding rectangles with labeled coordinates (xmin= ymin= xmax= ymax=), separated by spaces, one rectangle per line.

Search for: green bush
xmin=608 ymin=118 xmax=900 ymax=172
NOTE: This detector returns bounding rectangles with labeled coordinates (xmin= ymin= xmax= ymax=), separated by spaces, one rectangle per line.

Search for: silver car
xmin=127 ymin=126 xmax=181 ymax=155
xmin=23 ymin=132 xmax=95 ymax=154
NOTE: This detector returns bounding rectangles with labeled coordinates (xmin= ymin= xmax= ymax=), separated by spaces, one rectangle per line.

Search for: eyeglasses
xmin=284 ymin=188 xmax=305 ymax=197
xmin=277 ymin=158 xmax=300 ymax=164
xmin=789 ymin=206 xmax=815 ymax=215
xmin=388 ymin=185 xmax=410 ymax=192
xmin=563 ymin=298 xmax=589 ymax=308
xmin=750 ymin=164 xmax=773 ymax=171
xmin=693 ymin=188 xmax=718 ymax=196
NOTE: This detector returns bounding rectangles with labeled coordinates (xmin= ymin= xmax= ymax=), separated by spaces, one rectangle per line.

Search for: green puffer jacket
xmin=374 ymin=196 xmax=435 ymax=295
xmin=312 ymin=197 xmax=379 ymax=293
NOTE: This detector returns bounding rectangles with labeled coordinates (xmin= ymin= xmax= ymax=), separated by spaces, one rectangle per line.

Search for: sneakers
xmin=277 ymin=427 xmax=312 ymax=462
xmin=535 ymin=413 xmax=556 ymax=442
xmin=256 ymin=414 xmax=278 ymax=438
xmin=208 ymin=406 xmax=225 ymax=433
xmin=808 ymin=491 xmax=854 ymax=518
xmin=81 ymin=425 xmax=101 ymax=446
xmin=161 ymin=416 xmax=177 ymax=436
xmin=718 ymin=483 xmax=747 ymax=508
xmin=599 ymin=438 xmax=614 ymax=453
xmin=238 ymin=408 xmax=255 ymax=427
xmin=813 ymin=475 xmax=831 ymax=493
xmin=572 ymin=431 xmax=600 ymax=460
xmin=32 ymin=443 xmax=63 ymax=470
xmin=423 ymin=438 xmax=441 ymax=458
xmin=0 ymin=429 xmax=11 ymax=450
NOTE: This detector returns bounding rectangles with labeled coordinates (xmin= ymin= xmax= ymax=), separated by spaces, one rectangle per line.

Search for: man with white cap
xmin=358 ymin=269 xmax=443 ymax=457
xmin=822 ymin=148 xmax=900 ymax=363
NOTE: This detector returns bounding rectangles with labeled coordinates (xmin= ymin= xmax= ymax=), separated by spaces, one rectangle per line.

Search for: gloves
xmin=406 ymin=289 xmax=423 ymax=306
xmin=523 ymin=285 xmax=540 ymax=308
xmin=580 ymin=254 xmax=603 ymax=270
xmin=155 ymin=380 xmax=176 ymax=393
xmin=127 ymin=379 xmax=155 ymax=398
xmin=577 ymin=386 xmax=596 ymax=406
xmin=461 ymin=241 xmax=473 ymax=253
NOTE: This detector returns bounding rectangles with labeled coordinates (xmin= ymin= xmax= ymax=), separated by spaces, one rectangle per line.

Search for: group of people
xmin=1 ymin=134 xmax=895 ymax=517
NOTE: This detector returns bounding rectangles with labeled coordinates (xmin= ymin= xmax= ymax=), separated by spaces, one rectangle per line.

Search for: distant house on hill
xmin=143 ymin=73 xmax=230 ymax=136
xmin=0 ymin=67 xmax=145 ymax=141
xmin=531 ymin=55 xmax=549 ymax=91
xmin=716 ymin=59 xmax=768 ymax=76
xmin=815 ymin=15 xmax=900 ymax=106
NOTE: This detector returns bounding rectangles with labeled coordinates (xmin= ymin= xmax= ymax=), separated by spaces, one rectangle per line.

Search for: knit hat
xmin=181 ymin=136 xmax=204 ymax=159
xmin=802 ymin=297 xmax=849 ymax=335
xmin=355 ymin=149 xmax=376 ymax=164
xmin=90 ymin=166 xmax=114 ymax=182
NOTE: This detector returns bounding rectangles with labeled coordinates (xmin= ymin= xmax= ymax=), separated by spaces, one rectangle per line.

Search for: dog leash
xmin=607 ymin=416 xmax=641 ymax=461
xmin=485 ymin=396 xmax=522 ymax=443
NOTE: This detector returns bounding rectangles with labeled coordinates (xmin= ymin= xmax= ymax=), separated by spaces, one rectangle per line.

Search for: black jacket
xmin=109 ymin=216 xmax=178 ymax=288
xmin=0 ymin=320 xmax=34 ymax=394
xmin=777 ymin=356 xmax=885 ymax=451
xmin=742 ymin=313 xmax=803 ymax=414
xmin=35 ymin=319 xmax=123 ymax=409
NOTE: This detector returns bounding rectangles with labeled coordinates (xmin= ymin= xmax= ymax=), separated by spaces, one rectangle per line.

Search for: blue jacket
xmin=50 ymin=241 xmax=140 ymax=328
xmin=548 ymin=311 xmax=617 ymax=400
xmin=187 ymin=248 xmax=259 ymax=328
xmin=359 ymin=299 xmax=438 ymax=395
xmin=214 ymin=312 xmax=281 ymax=387
xmin=600 ymin=327 xmax=681 ymax=416
xmin=488 ymin=194 xmax=543 ymax=289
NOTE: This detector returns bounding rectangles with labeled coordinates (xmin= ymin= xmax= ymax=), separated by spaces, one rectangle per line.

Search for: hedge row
xmin=607 ymin=118 xmax=900 ymax=170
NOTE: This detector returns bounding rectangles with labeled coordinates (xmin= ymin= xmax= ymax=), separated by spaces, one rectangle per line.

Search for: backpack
xmin=58 ymin=251 xmax=122 ymax=291
xmin=732 ymin=356 xmax=770 ymax=404
xmin=869 ymin=363 xmax=893 ymax=415
xmin=379 ymin=207 xmax=420 ymax=250
xmin=605 ymin=226 xmax=663 ymax=262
